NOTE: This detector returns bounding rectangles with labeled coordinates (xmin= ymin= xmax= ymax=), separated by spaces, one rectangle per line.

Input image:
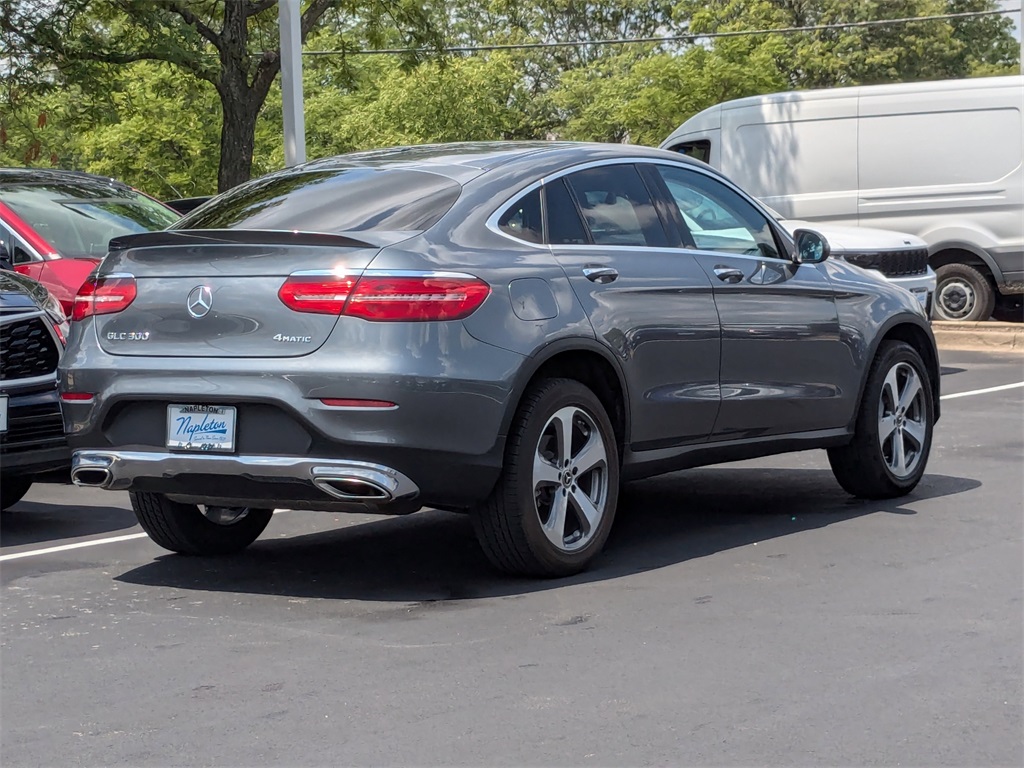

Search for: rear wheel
xmin=934 ymin=263 xmax=995 ymax=321
xmin=130 ymin=491 xmax=273 ymax=555
xmin=473 ymin=378 xmax=619 ymax=577
xmin=828 ymin=341 xmax=934 ymax=499
xmin=1 ymin=476 xmax=33 ymax=512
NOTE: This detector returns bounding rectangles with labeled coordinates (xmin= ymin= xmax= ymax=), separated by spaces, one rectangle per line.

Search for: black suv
xmin=1 ymin=259 xmax=69 ymax=510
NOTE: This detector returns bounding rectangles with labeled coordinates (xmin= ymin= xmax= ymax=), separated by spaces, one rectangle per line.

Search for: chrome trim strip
xmin=484 ymin=156 xmax=795 ymax=258
xmin=1 ymin=372 xmax=58 ymax=388
xmin=71 ymin=450 xmax=420 ymax=501
xmin=286 ymin=269 xmax=480 ymax=280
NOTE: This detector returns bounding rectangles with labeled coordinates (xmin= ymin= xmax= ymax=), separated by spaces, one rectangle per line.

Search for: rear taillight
xmin=277 ymin=275 xmax=358 ymax=315
xmin=71 ymin=275 xmax=137 ymax=321
xmin=278 ymin=271 xmax=490 ymax=321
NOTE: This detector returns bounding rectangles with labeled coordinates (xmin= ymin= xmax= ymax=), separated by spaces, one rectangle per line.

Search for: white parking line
xmin=0 ymin=382 xmax=1019 ymax=566
xmin=940 ymin=381 xmax=1024 ymax=400
xmin=0 ymin=532 xmax=150 ymax=563
xmin=0 ymin=509 xmax=294 ymax=563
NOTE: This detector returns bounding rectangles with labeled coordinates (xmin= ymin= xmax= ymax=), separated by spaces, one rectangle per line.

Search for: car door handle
xmin=713 ymin=266 xmax=745 ymax=284
xmin=583 ymin=266 xmax=619 ymax=284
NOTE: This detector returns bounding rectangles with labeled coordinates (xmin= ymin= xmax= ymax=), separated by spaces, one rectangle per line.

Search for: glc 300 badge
xmin=187 ymin=285 xmax=213 ymax=318
xmin=106 ymin=331 xmax=151 ymax=341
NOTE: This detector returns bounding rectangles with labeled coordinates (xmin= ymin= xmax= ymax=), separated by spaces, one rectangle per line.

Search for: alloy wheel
xmin=533 ymin=405 xmax=610 ymax=552
xmin=877 ymin=362 xmax=927 ymax=479
xmin=202 ymin=506 xmax=252 ymax=525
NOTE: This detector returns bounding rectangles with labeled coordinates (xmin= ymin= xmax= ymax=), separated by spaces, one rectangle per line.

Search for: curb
xmin=932 ymin=321 xmax=1024 ymax=352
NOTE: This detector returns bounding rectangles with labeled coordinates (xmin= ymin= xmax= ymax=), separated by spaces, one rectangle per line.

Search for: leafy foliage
xmin=0 ymin=0 xmax=1018 ymax=200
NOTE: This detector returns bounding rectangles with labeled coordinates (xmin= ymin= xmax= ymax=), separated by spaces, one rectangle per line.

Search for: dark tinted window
xmin=498 ymin=188 xmax=542 ymax=243
xmin=564 ymin=165 xmax=667 ymax=247
xmin=178 ymin=168 xmax=461 ymax=234
xmin=657 ymin=166 xmax=782 ymax=258
xmin=545 ymin=178 xmax=589 ymax=245
xmin=672 ymin=140 xmax=711 ymax=164
xmin=0 ymin=182 xmax=179 ymax=258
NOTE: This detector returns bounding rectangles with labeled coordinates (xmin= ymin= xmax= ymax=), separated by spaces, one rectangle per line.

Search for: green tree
xmin=1 ymin=0 xmax=440 ymax=190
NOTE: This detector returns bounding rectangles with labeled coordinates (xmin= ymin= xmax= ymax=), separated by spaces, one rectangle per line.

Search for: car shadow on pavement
xmin=116 ymin=467 xmax=979 ymax=602
xmin=0 ymin=501 xmax=139 ymax=548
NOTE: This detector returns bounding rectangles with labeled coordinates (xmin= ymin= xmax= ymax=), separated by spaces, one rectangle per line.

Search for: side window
xmin=544 ymin=178 xmax=588 ymax=245
xmin=657 ymin=166 xmax=783 ymax=258
xmin=564 ymin=165 xmax=668 ymax=247
xmin=674 ymin=140 xmax=712 ymax=165
xmin=497 ymin=188 xmax=543 ymax=244
xmin=0 ymin=222 xmax=38 ymax=264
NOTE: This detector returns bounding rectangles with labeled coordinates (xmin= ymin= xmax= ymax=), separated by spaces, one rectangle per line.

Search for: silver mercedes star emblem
xmin=186 ymin=285 xmax=213 ymax=318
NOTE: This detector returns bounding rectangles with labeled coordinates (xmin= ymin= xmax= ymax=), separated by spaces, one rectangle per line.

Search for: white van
xmin=661 ymin=76 xmax=1024 ymax=321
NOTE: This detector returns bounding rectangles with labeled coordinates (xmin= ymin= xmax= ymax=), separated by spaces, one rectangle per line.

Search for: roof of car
xmin=284 ymin=141 xmax=701 ymax=184
xmin=0 ymin=167 xmax=132 ymax=190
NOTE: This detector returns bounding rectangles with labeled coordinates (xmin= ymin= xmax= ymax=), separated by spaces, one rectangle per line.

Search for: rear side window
xmin=564 ymin=165 xmax=668 ymax=247
xmin=178 ymin=168 xmax=462 ymax=234
xmin=498 ymin=188 xmax=542 ymax=243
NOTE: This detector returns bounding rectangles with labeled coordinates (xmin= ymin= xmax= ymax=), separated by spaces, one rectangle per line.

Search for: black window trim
xmin=484 ymin=156 xmax=796 ymax=259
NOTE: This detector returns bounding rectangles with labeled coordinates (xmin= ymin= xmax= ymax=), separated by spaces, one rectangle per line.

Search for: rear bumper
xmin=59 ymin=323 xmax=520 ymax=510
xmin=72 ymin=450 xmax=423 ymax=509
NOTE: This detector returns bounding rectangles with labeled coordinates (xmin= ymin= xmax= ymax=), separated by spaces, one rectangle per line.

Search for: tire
xmin=828 ymin=341 xmax=935 ymax=499
xmin=130 ymin=492 xmax=273 ymax=555
xmin=1 ymin=476 xmax=33 ymax=512
xmin=473 ymin=378 xmax=620 ymax=577
xmin=934 ymin=263 xmax=995 ymax=321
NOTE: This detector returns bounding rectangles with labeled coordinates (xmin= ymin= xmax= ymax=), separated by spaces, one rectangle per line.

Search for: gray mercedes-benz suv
xmin=61 ymin=142 xmax=939 ymax=577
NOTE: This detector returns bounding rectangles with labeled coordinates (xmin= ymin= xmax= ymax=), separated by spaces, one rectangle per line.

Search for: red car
xmin=0 ymin=169 xmax=180 ymax=314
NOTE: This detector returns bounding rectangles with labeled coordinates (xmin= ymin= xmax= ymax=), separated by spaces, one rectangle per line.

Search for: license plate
xmin=166 ymin=404 xmax=236 ymax=452
xmin=912 ymin=289 xmax=930 ymax=308
xmin=0 ymin=395 xmax=7 ymax=433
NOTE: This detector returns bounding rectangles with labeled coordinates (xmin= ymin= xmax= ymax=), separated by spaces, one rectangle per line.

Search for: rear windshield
xmin=0 ymin=182 xmax=179 ymax=258
xmin=177 ymin=168 xmax=462 ymax=234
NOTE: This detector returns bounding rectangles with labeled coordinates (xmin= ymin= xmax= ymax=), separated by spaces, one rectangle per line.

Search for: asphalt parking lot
xmin=2 ymin=348 xmax=1021 ymax=767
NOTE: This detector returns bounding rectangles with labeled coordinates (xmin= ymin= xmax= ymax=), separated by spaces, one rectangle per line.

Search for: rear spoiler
xmin=108 ymin=229 xmax=376 ymax=253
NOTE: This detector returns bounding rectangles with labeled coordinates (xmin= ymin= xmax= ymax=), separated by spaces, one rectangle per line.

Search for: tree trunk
xmin=215 ymin=0 xmax=256 ymax=192
xmin=217 ymin=87 xmax=258 ymax=192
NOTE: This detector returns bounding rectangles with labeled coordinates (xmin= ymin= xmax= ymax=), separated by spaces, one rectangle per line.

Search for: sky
xmin=1001 ymin=0 xmax=1022 ymax=40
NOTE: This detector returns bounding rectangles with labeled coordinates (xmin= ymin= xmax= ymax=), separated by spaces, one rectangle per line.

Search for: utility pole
xmin=278 ymin=0 xmax=306 ymax=166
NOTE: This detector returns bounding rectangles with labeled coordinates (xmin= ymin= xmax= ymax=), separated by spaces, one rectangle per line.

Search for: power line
xmin=300 ymin=7 xmax=1021 ymax=56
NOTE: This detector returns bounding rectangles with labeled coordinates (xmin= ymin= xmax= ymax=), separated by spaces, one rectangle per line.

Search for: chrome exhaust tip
xmin=313 ymin=476 xmax=393 ymax=501
xmin=71 ymin=467 xmax=113 ymax=488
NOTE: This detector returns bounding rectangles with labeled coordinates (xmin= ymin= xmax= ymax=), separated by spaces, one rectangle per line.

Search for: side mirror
xmin=792 ymin=228 xmax=831 ymax=265
xmin=0 ymin=242 xmax=13 ymax=272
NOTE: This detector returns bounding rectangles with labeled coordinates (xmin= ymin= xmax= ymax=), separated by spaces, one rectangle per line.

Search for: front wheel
xmin=473 ymin=378 xmax=620 ymax=577
xmin=828 ymin=341 xmax=935 ymax=499
xmin=130 ymin=492 xmax=273 ymax=555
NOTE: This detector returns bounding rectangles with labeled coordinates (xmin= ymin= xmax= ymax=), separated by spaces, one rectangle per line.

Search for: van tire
xmin=934 ymin=263 xmax=995 ymax=321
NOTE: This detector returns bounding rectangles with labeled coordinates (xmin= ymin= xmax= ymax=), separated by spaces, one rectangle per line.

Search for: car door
xmin=545 ymin=163 xmax=721 ymax=450
xmin=650 ymin=162 xmax=856 ymax=440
